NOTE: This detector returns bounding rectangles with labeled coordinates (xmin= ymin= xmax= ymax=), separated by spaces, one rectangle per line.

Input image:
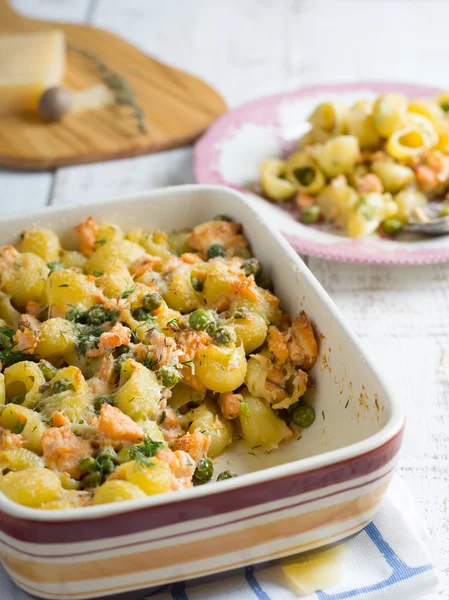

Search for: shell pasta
xmin=0 ymin=216 xmax=318 ymax=509
xmin=259 ymin=92 xmax=449 ymax=237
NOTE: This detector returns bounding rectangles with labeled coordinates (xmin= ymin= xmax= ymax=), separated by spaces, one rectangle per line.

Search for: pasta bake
xmin=0 ymin=216 xmax=317 ymax=509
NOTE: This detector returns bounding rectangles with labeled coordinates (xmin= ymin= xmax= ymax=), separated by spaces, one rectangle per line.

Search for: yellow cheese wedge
xmin=0 ymin=30 xmax=65 ymax=115
xmin=281 ymin=545 xmax=345 ymax=595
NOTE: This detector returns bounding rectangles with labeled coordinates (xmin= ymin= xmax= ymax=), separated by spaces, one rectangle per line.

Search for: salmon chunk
xmin=42 ymin=425 xmax=94 ymax=479
xmin=97 ymin=403 xmax=144 ymax=444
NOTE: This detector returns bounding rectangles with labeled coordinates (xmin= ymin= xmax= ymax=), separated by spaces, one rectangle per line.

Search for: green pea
xmin=256 ymin=274 xmax=273 ymax=291
xmin=207 ymin=244 xmax=226 ymax=260
xmin=94 ymin=395 xmax=114 ymax=414
xmin=383 ymin=218 xmax=403 ymax=236
xmin=191 ymin=277 xmax=204 ymax=292
xmin=217 ymin=470 xmax=237 ymax=481
xmin=189 ymin=309 xmax=216 ymax=334
xmin=108 ymin=308 xmax=121 ymax=324
xmin=194 ymin=457 xmax=213 ymax=482
xmin=79 ymin=457 xmax=101 ymax=473
xmin=440 ymin=205 xmax=449 ymax=217
xmin=213 ymin=215 xmax=233 ymax=222
xmin=293 ymin=166 xmax=315 ymax=187
xmin=97 ymin=448 xmax=118 ymax=462
xmin=132 ymin=307 xmax=151 ymax=322
xmin=52 ymin=378 xmax=74 ymax=395
xmin=86 ymin=305 xmax=110 ymax=326
xmin=81 ymin=470 xmax=103 ymax=489
xmin=98 ymin=456 xmax=116 ymax=477
xmin=241 ymin=258 xmax=262 ymax=278
xmin=142 ymin=292 xmax=162 ymax=312
xmin=7 ymin=394 xmax=25 ymax=405
xmin=291 ymin=404 xmax=316 ymax=428
xmin=300 ymin=205 xmax=321 ymax=224
xmin=38 ymin=360 xmax=58 ymax=381
xmin=66 ymin=306 xmax=87 ymax=323
xmin=214 ymin=326 xmax=236 ymax=346
xmin=96 ymin=449 xmax=118 ymax=476
xmin=156 ymin=365 xmax=180 ymax=389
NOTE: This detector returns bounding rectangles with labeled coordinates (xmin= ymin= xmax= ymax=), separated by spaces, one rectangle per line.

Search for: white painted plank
xmin=0 ymin=169 xmax=53 ymax=213
xmin=307 ymin=259 xmax=449 ymax=596
xmin=92 ymin=0 xmax=290 ymax=106
xmin=50 ymin=147 xmax=193 ymax=206
xmin=10 ymin=0 xmax=91 ymax=22
xmin=288 ymin=0 xmax=449 ymax=89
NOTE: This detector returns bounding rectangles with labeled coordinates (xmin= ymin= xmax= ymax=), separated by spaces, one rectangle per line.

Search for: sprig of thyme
xmin=68 ymin=44 xmax=148 ymax=134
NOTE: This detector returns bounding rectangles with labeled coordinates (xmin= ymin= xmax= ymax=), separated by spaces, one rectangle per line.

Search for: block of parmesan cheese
xmin=0 ymin=30 xmax=65 ymax=115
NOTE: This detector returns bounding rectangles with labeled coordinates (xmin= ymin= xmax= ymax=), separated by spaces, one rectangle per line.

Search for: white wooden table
xmin=2 ymin=1 xmax=448 ymax=597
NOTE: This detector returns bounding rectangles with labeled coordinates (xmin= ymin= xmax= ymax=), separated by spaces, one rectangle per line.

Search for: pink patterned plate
xmin=193 ymin=81 xmax=449 ymax=265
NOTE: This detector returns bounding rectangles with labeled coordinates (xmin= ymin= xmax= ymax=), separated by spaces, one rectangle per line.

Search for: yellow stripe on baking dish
xmin=2 ymin=482 xmax=388 ymax=588
xmin=6 ymin=518 xmax=371 ymax=600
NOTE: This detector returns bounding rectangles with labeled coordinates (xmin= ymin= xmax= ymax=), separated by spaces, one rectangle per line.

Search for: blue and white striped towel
xmin=0 ymin=477 xmax=439 ymax=600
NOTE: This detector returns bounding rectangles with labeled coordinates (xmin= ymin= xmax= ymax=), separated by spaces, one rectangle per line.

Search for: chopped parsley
xmin=0 ymin=342 xmax=37 ymax=369
xmin=128 ymin=437 xmax=165 ymax=467
xmin=75 ymin=324 xmax=103 ymax=356
xmin=66 ymin=306 xmax=87 ymax=323
xmin=120 ymin=287 xmax=136 ymax=300
xmin=94 ymin=394 xmax=114 ymax=415
xmin=179 ymin=358 xmax=195 ymax=368
xmin=142 ymin=353 xmax=158 ymax=370
xmin=68 ymin=305 xmax=120 ymax=329
xmin=0 ymin=325 xmax=15 ymax=347
xmin=159 ymin=410 xmax=167 ymax=424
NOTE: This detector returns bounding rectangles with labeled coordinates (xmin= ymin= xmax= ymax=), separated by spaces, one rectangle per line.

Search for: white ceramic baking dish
xmin=0 ymin=185 xmax=404 ymax=600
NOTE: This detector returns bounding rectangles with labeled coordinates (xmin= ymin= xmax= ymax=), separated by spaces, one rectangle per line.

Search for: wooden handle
xmin=0 ymin=0 xmax=17 ymax=19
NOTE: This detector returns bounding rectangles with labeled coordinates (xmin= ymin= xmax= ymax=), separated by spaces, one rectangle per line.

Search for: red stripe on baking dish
xmin=0 ymin=427 xmax=403 ymax=544
xmin=1 ymin=464 xmax=395 ymax=559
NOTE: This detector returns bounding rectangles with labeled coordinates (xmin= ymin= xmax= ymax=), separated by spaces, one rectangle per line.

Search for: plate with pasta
xmin=194 ymin=81 xmax=449 ymax=264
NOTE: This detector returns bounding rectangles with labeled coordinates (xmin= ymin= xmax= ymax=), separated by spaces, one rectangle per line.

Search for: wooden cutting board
xmin=0 ymin=0 xmax=227 ymax=170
